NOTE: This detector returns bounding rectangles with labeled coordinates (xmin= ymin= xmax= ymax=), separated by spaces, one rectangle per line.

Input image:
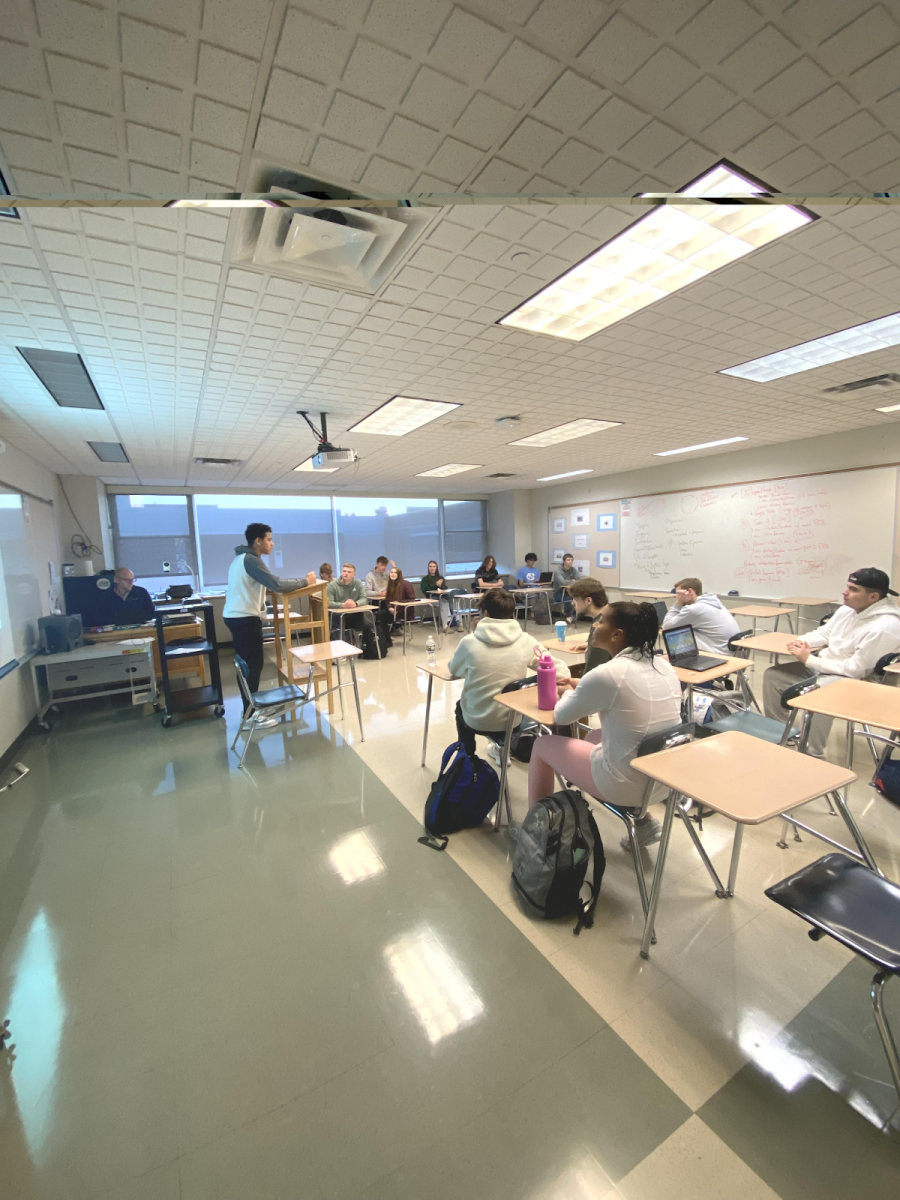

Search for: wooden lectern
xmin=267 ymin=580 xmax=334 ymax=711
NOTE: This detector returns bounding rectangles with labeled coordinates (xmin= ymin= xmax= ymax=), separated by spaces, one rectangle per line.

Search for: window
xmin=194 ymin=494 xmax=334 ymax=589
xmin=110 ymin=495 xmax=196 ymax=593
xmin=335 ymin=498 xmax=439 ymax=578
xmin=443 ymin=500 xmax=486 ymax=574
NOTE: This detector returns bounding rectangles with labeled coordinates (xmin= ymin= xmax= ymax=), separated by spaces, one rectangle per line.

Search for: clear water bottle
xmin=425 ymin=635 xmax=436 ymax=666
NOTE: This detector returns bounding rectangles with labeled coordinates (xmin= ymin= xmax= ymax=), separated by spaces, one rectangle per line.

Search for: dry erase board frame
xmin=0 ymin=482 xmax=57 ymax=672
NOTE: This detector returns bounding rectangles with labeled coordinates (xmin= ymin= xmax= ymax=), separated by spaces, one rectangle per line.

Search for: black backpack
xmin=512 ymin=789 xmax=606 ymax=934
xmin=361 ymin=620 xmax=388 ymax=659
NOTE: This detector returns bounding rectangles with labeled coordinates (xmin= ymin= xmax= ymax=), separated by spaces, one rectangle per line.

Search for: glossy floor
xmin=0 ymin=637 xmax=897 ymax=1198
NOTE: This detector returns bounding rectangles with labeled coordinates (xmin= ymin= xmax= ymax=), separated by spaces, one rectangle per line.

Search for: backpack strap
xmin=573 ymin=808 xmax=605 ymax=936
xmin=418 ymin=832 xmax=449 ymax=852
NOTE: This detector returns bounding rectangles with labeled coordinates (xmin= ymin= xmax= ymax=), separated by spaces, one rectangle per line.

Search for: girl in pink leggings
xmin=528 ymin=602 xmax=682 ymax=848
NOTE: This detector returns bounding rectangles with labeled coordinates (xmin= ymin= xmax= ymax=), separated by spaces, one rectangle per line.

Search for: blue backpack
xmin=874 ymin=752 xmax=900 ymax=807
xmin=420 ymin=742 xmax=500 ymax=849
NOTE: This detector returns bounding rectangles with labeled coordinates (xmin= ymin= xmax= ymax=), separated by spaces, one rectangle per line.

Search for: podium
xmin=268 ymin=580 xmax=334 ymax=712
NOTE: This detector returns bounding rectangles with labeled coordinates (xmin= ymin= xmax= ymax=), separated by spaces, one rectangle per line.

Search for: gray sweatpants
xmin=762 ymin=661 xmax=832 ymax=757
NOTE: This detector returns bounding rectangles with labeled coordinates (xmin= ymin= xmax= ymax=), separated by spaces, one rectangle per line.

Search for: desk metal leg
xmin=422 ymin=674 xmax=434 ymax=767
xmin=833 ymin=786 xmax=881 ymax=875
xmin=493 ymin=710 xmax=516 ymax=832
xmin=350 ymin=659 xmax=364 ymax=741
xmin=337 ymin=656 xmax=345 ymax=721
xmin=726 ymin=822 xmax=744 ymax=896
xmin=640 ymin=789 xmax=678 ymax=958
xmin=871 ymin=972 xmax=900 ymax=1106
xmin=677 ymin=798 xmax=729 ymax=897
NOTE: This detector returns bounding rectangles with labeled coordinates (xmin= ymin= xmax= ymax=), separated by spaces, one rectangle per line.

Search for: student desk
xmin=290 ymin=640 xmax=365 ymax=739
xmin=779 ymin=596 xmax=836 ymax=631
xmin=509 ymin=586 xmax=554 ymax=628
xmin=673 ymin=656 xmax=751 ymax=719
xmin=389 ymin=598 xmax=441 ymax=654
xmin=538 ymin=637 xmax=585 ymax=656
xmin=632 ymin=731 xmax=857 ymax=957
xmin=731 ymin=604 xmax=796 ymax=633
xmin=492 ymin=686 xmax=564 ymax=831
xmin=331 ymin=603 xmax=382 ymax=659
xmin=623 ymin=590 xmax=674 ymax=600
xmin=417 ymin=661 xmax=460 ymax=766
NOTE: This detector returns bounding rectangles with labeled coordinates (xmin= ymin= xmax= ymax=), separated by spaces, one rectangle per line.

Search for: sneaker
xmin=487 ymin=741 xmax=503 ymax=765
xmin=620 ymin=818 xmax=661 ymax=852
xmin=254 ymin=714 xmax=281 ymax=728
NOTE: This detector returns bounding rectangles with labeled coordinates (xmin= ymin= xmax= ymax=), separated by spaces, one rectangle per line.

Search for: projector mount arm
xmin=297 ymin=410 xmax=335 ymax=452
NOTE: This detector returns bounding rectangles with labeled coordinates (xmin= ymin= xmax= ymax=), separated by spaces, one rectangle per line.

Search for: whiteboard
xmin=620 ymin=467 xmax=898 ymax=599
xmin=0 ymin=486 xmax=56 ymax=665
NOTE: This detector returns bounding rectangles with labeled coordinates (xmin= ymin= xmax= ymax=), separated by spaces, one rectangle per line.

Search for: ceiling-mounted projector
xmin=298 ymin=410 xmax=358 ymax=469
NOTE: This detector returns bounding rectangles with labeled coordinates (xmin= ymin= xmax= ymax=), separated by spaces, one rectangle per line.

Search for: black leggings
xmin=225 ymin=616 xmax=264 ymax=703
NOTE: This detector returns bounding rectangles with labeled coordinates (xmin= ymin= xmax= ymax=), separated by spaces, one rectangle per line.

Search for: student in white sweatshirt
xmin=660 ymin=577 xmax=740 ymax=655
xmin=763 ymin=567 xmax=900 ymax=756
xmin=528 ymin=601 xmax=683 ymax=848
xmin=447 ymin=589 xmax=569 ymax=753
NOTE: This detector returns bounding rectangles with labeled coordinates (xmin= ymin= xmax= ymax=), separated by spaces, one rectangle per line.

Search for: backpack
xmin=512 ymin=788 xmax=606 ymax=934
xmin=420 ymin=741 xmax=500 ymax=848
xmin=873 ymin=751 xmax=900 ymax=807
xmin=361 ymin=620 xmax=388 ymax=659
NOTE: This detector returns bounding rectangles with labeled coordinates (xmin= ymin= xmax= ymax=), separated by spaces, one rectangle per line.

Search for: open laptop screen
xmin=663 ymin=626 xmax=697 ymax=659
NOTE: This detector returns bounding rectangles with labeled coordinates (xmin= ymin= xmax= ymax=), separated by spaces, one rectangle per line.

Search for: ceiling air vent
xmin=232 ymin=165 xmax=431 ymax=295
xmin=823 ymin=373 xmax=900 ymax=394
xmin=17 ymin=348 xmax=104 ymax=408
xmin=89 ymin=441 xmax=129 ymax=463
xmin=488 ymin=472 xmax=516 ymax=478
xmin=194 ymin=457 xmax=241 ymax=466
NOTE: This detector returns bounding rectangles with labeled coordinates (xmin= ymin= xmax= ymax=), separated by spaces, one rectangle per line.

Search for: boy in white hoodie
xmin=661 ymin=576 xmax=740 ymax=655
xmin=763 ymin=568 xmax=900 ymax=757
xmin=447 ymin=589 xmax=569 ymax=754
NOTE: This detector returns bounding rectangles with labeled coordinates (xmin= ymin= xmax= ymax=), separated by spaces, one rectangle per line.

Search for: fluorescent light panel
xmin=0 ymin=169 xmax=16 ymax=219
xmin=17 ymin=347 xmax=104 ymax=409
xmin=349 ymin=395 xmax=460 ymax=437
xmin=510 ymin=418 xmax=620 ymax=447
xmin=654 ymin=436 xmax=748 ymax=457
xmin=876 ymin=402 xmax=900 ymax=413
xmin=294 ymin=456 xmax=338 ymax=472
xmin=415 ymin=463 xmax=481 ymax=477
xmin=88 ymin=441 xmax=129 ymax=463
xmin=500 ymin=162 xmax=813 ymax=342
xmin=537 ymin=469 xmax=593 ymax=481
xmin=721 ymin=310 xmax=900 ymax=382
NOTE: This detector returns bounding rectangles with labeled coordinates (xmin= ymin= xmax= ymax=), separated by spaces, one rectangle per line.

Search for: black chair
xmin=699 ymin=675 xmax=819 ymax=746
xmin=230 ymin=654 xmax=310 ymax=766
xmin=765 ymin=853 xmax=900 ymax=1109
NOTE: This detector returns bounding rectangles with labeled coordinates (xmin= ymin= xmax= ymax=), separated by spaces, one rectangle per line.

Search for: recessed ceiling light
xmin=165 ymin=198 xmax=281 ymax=208
xmin=499 ymin=161 xmax=814 ymax=342
xmin=875 ymin=402 xmax=900 ymax=413
xmin=0 ymin=169 xmax=17 ymax=219
xmin=88 ymin=441 xmax=129 ymax=463
xmin=415 ymin=463 xmax=481 ymax=477
xmin=510 ymin=418 xmax=621 ymax=447
xmin=536 ymin=469 xmax=593 ymax=481
xmin=721 ymin=310 xmax=900 ymax=382
xmin=17 ymin=347 xmax=104 ymax=409
xmin=294 ymin=457 xmax=339 ymax=472
xmin=654 ymin=437 xmax=748 ymax=457
xmin=349 ymin=395 xmax=460 ymax=437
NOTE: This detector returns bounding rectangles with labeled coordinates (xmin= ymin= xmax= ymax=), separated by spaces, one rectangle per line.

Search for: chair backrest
xmin=874 ymin=651 xmax=900 ymax=677
xmin=500 ymin=676 xmax=537 ymax=694
xmin=728 ymin=627 xmax=757 ymax=656
xmin=632 ymin=722 xmax=697 ymax=818
xmin=234 ymin=654 xmax=254 ymax=707
xmin=653 ymin=600 xmax=667 ymax=624
xmin=781 ymin=675 xmax=818 ymax=704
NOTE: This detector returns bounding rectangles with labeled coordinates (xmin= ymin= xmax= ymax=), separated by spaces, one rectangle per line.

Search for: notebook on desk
xmin=663 ymin=626 xmax=726 ymax=672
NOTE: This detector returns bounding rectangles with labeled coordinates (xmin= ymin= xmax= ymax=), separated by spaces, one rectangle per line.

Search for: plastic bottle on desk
xmin=536 ymin=654 xmax=557 ymax=710
xmin=425 ymin=635 xmax=436 ymax=666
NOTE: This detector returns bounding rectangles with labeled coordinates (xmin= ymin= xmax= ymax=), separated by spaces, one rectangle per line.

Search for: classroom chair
xmin=698 ymin=676 xmax=819 ymax=745
xmin=231 ymin=654 xmax=309 ymax=767
xmin=765 ymin=853 xmax=900 ymax=1110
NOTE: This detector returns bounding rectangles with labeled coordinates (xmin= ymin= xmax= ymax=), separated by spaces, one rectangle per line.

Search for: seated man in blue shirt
xmin=109 ymin=567 xmax=156 ymax=622
xmin=516 ymin=553 xmax=541 ymax=587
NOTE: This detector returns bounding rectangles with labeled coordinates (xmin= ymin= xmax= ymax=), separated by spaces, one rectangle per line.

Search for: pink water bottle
xmin=536 ymin=654 xmax=557 ymax=711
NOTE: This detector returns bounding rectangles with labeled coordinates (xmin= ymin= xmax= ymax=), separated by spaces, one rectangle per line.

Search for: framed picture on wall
xmin=596 ymin=550 xmax=616 ymax=568
xmin=573 ymin=559 xmax=589 ymax=576
xmin=552 ymin=517 xmax=567 ymax=533
xmin=572 ymin=533 xmax=588 ymax=549
xmin=570 ymin=507 xmax=589 ymax=527
xmin=597 ymin=512 xmax=617 ymax=531
xmin=552 ymin=548 xmax=565 ymax=563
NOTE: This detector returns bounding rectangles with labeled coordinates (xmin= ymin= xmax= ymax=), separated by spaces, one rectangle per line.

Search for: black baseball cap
xmin=847 ymin=568 xmax=898 ymax=597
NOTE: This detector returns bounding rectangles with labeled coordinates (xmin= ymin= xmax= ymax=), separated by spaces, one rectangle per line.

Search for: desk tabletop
xmin=333 ymin=603 xmax=378 ymax=613
xmin=623 ymin=590 xmax=674 ymax=600
xmin=883 ymin=661 xmax=900 ymax=676
xmin=389 ymin=598 xmax=437 ymax=607
xmin=416 ymin=662 xmax=458 ymax=682
xmin=632 ymin=731 xmax=856 ymax=822
xmin=779 ymin=596 xmax=835 ymax=607
xmin=291 ymin=639 xmax=361 ymax=664
xmin=509 ymin=585 xmax=554 ymax=593
xmin=738 ymin=631 xmax=796 ymax=654
xmin=494 ymin=685 xmax=556 ymax=722
xmin=673 ymin=655 xmax=750 ymax=684
xmin=787 ymin=677 xmax=900 ymax=727
xmin=539 ymin=637 xmax=586 ymax=655
xmin=730 ymin=604 xmax=795 ymax=617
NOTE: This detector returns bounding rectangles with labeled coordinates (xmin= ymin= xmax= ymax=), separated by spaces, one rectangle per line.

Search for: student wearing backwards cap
xmin=763 ymin=568 xmax=900 ymax=757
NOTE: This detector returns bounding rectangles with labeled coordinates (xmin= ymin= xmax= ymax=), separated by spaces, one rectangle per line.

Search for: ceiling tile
xmin=578 ymin=11 xmax=656 ymax=84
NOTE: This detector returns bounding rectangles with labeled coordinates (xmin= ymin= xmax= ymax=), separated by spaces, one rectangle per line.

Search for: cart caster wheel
xmin=153 ymin=702 xmax=161 ymax=712
xmin=161 ymin=715 xmax=173 ymax=728
xmin=39 ymin=721 xmax=51 ymax=732
xmin=214 ymin=705 xmax=225 ymax=717
xmin=50 ymin=704 xmax=61 ymax=714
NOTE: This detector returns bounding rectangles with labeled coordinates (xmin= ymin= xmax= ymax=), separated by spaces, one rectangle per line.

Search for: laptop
xmin=538 ymin=571 xmax=553 ymax=584
xmin=662 ymin=625 xmax=726 ymax=672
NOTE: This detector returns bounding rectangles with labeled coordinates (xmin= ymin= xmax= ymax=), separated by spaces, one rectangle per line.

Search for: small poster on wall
xmin=596 ymin=550 xmax=616 ymax=569
xmin=552 ymin=517 xmax=567 ymax=533
xmin=572 ymin=533 xmax=588 ymax=549
xmin=597 ymin=512 xmax=617 ymax=531
xmin=552 ymin=548 xmax=565 ymax=563
xmin=570 ymin=506 xmax=590 ymax=527
xmin=573 ymin=559 xmax=589 ymax=576
xmin=620 ymin=499 xmax=632 ymax=517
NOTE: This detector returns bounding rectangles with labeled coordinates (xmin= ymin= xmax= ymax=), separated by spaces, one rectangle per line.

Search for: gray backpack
xmin=512 ymin=789 xmax=606 ymax=934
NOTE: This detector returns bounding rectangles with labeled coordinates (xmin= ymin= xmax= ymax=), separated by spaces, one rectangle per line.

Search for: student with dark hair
xmin=365 ymin=555 xmax=393 ymax=600
xmin=475 ymin=555 xmax=504 ymax=592
xmin=552 ymin=553 xmax=579 ymax=618
xmin=567 ymin=577 xmax=611 ymax=673
xmin=318 ymin=563 xmax=334 ymax=583
xmin=422 ymin=560 xmax=463 ymax=629
xmin=385 ymin=566 xmax=416 ymax=624
xmin=661 ymin=576 xmax=739 ymax=655
xmin=223 ymin=522 xmax=315 ymax=702
xmin=448 ymin=588 xmax=569 ymax=759
xmin=527 ymin=601 xmax=682 ymax=848
xmin=516 ymin=553 xmax=541 ymax=587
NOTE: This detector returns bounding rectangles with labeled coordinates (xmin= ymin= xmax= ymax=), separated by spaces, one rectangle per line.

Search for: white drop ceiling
xmin=1 ymin=0 xmax=900 ymax=492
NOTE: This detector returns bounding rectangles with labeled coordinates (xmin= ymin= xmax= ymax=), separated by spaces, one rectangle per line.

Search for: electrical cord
xmin=59 ymin=481 xmax=102 ymax=559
